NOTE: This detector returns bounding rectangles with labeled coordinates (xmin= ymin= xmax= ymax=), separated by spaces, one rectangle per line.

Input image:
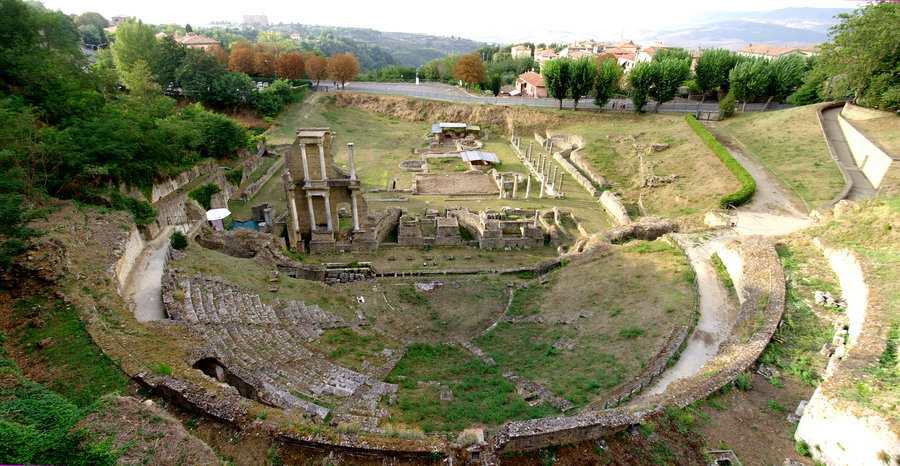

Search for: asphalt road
xmin=324 ymin=81 xmax=789 ymax=114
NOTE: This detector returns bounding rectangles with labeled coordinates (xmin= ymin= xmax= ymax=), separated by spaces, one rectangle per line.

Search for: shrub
xmin=734 ymin=372 xmax=752 ymax=391
xmin=109 ymin=191 xmax=156 ymax=226
xmin=225 ymin=168 xmax=243 ymax=186
xmin=719 ymin=91 xmax=736 ymax=118
xmin=152 ymin=363 xmax=172 ymax=376
xmin=188 ymin=183 xmax=221 ymax=210
xmin=170 ymin=231 xmax=187 ymax=250
xmin=795 ymin=439 xmax=811 ymax=457
xmin=685 ymin=115 xmax=756 ymax=208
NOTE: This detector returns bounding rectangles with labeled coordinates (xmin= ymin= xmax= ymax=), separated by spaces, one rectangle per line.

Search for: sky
xmin=40 ymin=0 xmax=860 ymax=43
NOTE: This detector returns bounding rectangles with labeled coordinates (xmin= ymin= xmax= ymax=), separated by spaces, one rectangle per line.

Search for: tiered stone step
xmin=162 ymin=271 xmax=396 ymax=424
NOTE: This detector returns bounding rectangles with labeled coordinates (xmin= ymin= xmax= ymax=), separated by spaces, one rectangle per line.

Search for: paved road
xmin=330 ymin=81 xmax=790 ymax=114
xmin=820 ymin=106 xmax=877 ymax=200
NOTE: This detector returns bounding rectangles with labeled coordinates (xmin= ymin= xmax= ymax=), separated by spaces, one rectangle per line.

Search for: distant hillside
xmin=270 ymin=24 xmax=484 ymax=68
xmin=648 ymin=7 xmax=850 ymax=49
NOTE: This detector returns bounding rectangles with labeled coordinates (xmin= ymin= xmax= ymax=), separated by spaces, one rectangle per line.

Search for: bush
xmin=685 ymin=115 xmax=756 ymax=208
xmin=224 ymin=168 xmax=243 ymax=186
xmin=734 ymin=372 xmax=752 ymax=391
xmin=188 ymin=183 xmax=221 ymax=210
xmin=109 ymin=191 xmax=156 ymax=226
xmin=719 ymin=91 xmax=736 ymax=119
xmin=170 ymin=231 xmax=187 ymax=250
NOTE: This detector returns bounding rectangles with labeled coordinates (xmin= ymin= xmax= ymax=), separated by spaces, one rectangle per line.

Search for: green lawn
xmin=715 ymin=105 xmax=845 ymax=209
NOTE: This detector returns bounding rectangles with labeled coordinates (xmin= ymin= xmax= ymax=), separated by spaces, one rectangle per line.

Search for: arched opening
xmin=192 ymin=357 xmax=257 ymax=399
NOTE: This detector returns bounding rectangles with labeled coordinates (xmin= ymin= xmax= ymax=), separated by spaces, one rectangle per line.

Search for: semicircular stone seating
xmin=161 ymin=270 xmax=396 ymax=428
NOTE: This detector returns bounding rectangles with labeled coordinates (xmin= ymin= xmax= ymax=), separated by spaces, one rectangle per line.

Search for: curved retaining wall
xmin=837 ymin=103 xmax=898 ymax=190
xmin=489 ymin=236 xmax=785 ymax=454
xmin=795 ymin=242 xmax=899 ymax=466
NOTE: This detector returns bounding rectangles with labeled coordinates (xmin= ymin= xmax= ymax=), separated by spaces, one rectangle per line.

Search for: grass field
xmin=714 ymin=105 xmax=844 ymax=209
xmin=850 ymin=116 xmax=899 ymax=155
xmin=475 ymin=240 xmax=697 ymax=407
xmin=561 ymin=113 xmax=740 ymax=229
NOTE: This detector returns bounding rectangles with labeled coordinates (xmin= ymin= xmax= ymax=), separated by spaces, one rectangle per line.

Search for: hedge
xmin=685 ymin=115 xmax=756 ymax=208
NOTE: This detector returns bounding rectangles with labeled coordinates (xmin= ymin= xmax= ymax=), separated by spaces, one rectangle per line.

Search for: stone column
xmin=528 ymin=142 xmax=534 ymax=161
xmin=347 ymin=143 xmax=356 ymax=180
xmin=512 ymin=175 xmax=518 ymax=198
xmin=539 ymin=174 xmax=545 ymax=198
xmin=498 ymin=175 xmax=505 ymax=199
xmin=323 ymin=193 xmax=333 ymax=232
xmin=306 ymin=194 xmax=317 ymax=230
xmin=318 ymin=143 xmax=327 ymax=180
xmin=525 ymin=174 xmax=531 ymax=198
xmin=300 ymin=144 xmax=311 ymax=181
xmin=557 ymin=173 xmax=564 ymax=195
xmin=351 ymin=191 xmax=360 ymax=231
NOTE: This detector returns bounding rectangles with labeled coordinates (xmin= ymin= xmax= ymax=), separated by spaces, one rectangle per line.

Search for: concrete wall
xmin=795 ymin=242 xmax=898 ymax=466
xmin=838 ymin=103 xmax=897 ymax=189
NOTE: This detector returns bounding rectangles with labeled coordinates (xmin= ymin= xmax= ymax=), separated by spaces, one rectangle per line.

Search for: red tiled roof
xmin=518 ymin=71 xmax=544 ymax=88
xmin=177 ymin=34 xmax=219 ymax=45
xmin=739 ymin=44 xmax=799 ymax=57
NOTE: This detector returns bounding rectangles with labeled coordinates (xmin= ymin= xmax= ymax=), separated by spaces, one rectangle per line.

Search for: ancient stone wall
xmin=599 ymin=191 xmax=631 ymax=226
xmin=238 ymin=157 xmax=285 ymax=203
xmin=114 ymin=226 xmax=147 ymax=294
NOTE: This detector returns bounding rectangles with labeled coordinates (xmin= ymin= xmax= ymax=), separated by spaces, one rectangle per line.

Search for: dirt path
xmin=644 ymin=130 xmax=813 ymax=396
xmin=126 ymin=229 xmax=172 ymax=322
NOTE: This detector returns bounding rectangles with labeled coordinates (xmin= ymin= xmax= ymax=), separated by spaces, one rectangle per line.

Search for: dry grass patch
xmin=561 ymin=114 xmax=739 ymax=229
xmin=850 ymin=115 xmax=900 ymax=156
xmin=714 ymin=105 xmax=844 ymax=209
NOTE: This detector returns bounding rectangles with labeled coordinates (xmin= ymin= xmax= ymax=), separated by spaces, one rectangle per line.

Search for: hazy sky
xmin=41 ymin=0 xmax=860 ymax=42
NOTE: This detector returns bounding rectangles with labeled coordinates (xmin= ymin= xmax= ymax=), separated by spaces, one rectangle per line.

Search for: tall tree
xmin=327 ymin=52 xmax=360 ymax=89
xmin=275 ymin=51 xmax=305 ymax=79
xmin=208 ymin=44 xmax=228 ymax=65
xmin=569 ymin=57 xmax=596 ymax=110
xmin=488 ymin=74 xmax=502 ymax=97
xmin=814 ymin=2 xmax=899 ymax=110
xmin=111 ymin=19 xmax=159 ymax=78
xmin=228 ymin=42 xmax=255 ymax=74
xmin=648 ymin=58 xmax=691 ymax=111
xmin=652 ymin=47 xmax=691 ymax=62
xmin=305 ymin=54 xmax=328 ymax=88
xmin=627 ymin=61 xmax=654 ymax=112
xmin=154 ymin=35 xmax=186 ymax=90
xmin=729 ymin=59 xmax=772 ymax=110
xmin=120 ymin=59 xmax=161 ymax=97
xmin=694 ymin=48 xmax=737 ymax=100
xmin=253 ymin=49 xmax=276 ymax=77
xmin=453 ymin=53 xmax=486 ymax=88
xmin=176 ymin=48 xmax=226 ymax=104
xmin=768 ymin=54 xmax=807 ymax=103
xmin=593 ymin=57 xmax=622 ymax=109
xmin=542 ymin=58 xmax=572 ymax=109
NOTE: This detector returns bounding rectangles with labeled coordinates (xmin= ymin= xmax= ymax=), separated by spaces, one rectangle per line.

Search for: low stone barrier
xmin=599 ymin=191 xmax=631 ymax=226
xmin=238 ymin=156 xmax=285 ymax=203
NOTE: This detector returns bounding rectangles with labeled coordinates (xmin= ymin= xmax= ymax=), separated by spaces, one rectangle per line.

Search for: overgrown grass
xmin=710 ymin=252 xmax=734 ymax=293
xmin=0 ymin=345 xmax=120 ymax=465
xmin=312 ymin=328 xmax=398 ymax=372
xmin=475 ymin=322 xmax=627 ymax=407
xmin=685 ymin=114 xmax=756 ymax=208
xmin=760 ymin=245 xmax=833 ymax=386
xmin=12 ymin=296 xmax=129 ymax=407
xmin=385 ymin=343 xmax=555 ymax=431
xmin=507 ymin=284 xmax=545 ymax=317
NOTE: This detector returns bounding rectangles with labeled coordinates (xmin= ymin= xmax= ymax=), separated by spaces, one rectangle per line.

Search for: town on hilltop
xmin=0 ymin=1 xmax=897 ymax=466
